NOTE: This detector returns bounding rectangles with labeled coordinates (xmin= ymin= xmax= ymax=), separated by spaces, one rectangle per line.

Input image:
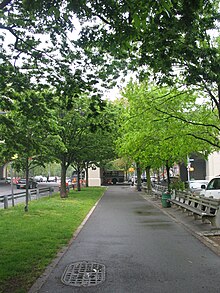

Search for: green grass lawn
xmin=0 ymin=187 xmax=106 ymax=293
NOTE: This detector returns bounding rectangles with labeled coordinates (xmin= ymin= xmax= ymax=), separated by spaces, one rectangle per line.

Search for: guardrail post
xmin=4 ymin=195 xmax=8 ymax=209
xmin=28 ymin=191 xmax=31 ymax=201
xmin=49 ymin=187 xmax=54 ymax=197
xmin=36 ymin=188 xmax=39 ymax=200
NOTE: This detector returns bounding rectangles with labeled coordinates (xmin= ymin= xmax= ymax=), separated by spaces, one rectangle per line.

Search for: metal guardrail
xmin=0 ymin=187 xmax=56 ymax=209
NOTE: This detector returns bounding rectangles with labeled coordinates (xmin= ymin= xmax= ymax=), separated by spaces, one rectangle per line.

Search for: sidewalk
xmin=29 ymin=185 xmax=220 ymax=293
xmin=141 ymin=192 xmax=220 ymax=255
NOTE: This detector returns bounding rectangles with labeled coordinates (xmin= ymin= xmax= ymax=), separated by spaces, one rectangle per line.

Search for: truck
xmin=102 ymin=170 xmax=125 ymax=185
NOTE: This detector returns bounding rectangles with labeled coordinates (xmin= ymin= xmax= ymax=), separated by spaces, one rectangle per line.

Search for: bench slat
xmin=170 ymin=199 xmax=214 ymax=216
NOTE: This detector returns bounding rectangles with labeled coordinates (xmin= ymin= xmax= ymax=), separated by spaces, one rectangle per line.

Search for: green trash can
xmin=161 ymin=191 xmax=171 ymax=208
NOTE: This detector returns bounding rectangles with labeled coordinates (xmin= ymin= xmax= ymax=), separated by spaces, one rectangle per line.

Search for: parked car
xmin=188 ymin=180 xmax=209 ymax=194
xmin=5 ymin=177 xmax=19 ymax=184
xmin=34 ymin=175 xmax=48 ymax=182
xmin=5 ymin=177 xmax=11 ymax=184
xmin=200 ymin=176 xmax=220 ymax=199
xmin=16 ymin=178 xmax=38 ymax=189
xmin=41 ymin=176 xmax=48 ymax=182
xmin=34 ymin=175 xmax=43 ymax=182
xmin=48 ymin=176 xmax=58 ymax=182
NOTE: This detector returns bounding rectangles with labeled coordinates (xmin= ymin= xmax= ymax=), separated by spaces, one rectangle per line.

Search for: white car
xmin=188 ymin=180 xmax=209 ymax=193
xmin=201 ymin=176 xmax=220 ymax=199
xmin=5 ymin=177 xmax=11 ymax=184
xmin=34 ymin=175 xmax=44 ymax=182
xmin=34 ymin=175 xmax=48 ymax=182
xmin=41 ymin=176 xmax=48 ymax=182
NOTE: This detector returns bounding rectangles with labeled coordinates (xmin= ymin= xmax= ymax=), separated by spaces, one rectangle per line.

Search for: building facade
xmin=206 ymin=152 xmax=220 ymax=180
xmin=87 ymin=167 xmax=102 ymax=186
xmin=180 ymin=152 xmax=220 ymax=182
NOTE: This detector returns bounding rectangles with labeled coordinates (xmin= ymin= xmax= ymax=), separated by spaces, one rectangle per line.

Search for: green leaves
xmin=1 ymin=0 xmax=220 ymax=178
xmin=0 ymin=88 xmax=57 ymax=168
xmin=118 ymin=79 xmax=215 ymax=171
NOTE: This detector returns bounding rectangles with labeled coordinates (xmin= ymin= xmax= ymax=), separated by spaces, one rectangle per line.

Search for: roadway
xmin=0 ymin=181 xmax=59 ymax=209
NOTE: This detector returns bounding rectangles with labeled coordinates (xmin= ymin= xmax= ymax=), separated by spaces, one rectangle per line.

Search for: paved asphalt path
xmin=34 ymin=186 xmax=220 ymax=293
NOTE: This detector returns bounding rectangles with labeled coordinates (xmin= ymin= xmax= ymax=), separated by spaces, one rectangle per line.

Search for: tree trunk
xmin=166 ymin=161 xmax=171 ymax=192
xmin=125 ymin=169 xmax=128 ymax=181
xmin=162 ymin=165 xmax=165 ymax=181
xmin=136 ymin=161 xmax=142 ymax=191
xmin=77 ymin=165 xmax=81 ymax=191
xmin=25 ymin=156 xmax=29 ymax=212
xmin=157 ymin=169 xmax=160 ymax=184
xmin=218 ymin=84 xmax=220 ymax=119
xmin=60 ymin=161 xmax=68 ymax=198
xmin=145 ymin=166 xmax=151 ymax=193
xmin=85 ymin=162 xmax=89 ymax=187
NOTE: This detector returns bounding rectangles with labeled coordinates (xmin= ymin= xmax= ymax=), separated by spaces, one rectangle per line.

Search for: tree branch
xmin=154 ymin=107 xmax=220 ymax=132
xmin=201 ymin=80 xmax=220 ymax=115
xmin=124 ymin=90 xmax=185 ymax=122
xmin=186 ymin=133 xmax=220 ymax=148
xmin=0 ymin=23 xmax=36 ymax=55
xmin=0 ymin=23 xmax=73 ymax=74
xmin=95 ymin=14 xmax=111 ymax=25
xmin=0 ymin=0 xmax=12 ymax=10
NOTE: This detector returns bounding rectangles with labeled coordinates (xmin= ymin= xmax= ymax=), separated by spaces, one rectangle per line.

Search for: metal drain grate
xmin=61 ymin=261 xmax=105 ymax=287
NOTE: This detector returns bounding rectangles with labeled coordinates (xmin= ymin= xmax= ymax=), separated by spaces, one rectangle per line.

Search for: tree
xmin=0 ymin=88 xmax=57 ymax=210
xmin=70 ymin=99 xmax=121 ymax=190
xmin=73 ymin=1 xmax=220 ymax=150
xmin=75 ymin=129 xmax=118 ymax=189
xmin=0 ymin=0 xmax=124 ymax=102
xmin=2 ymin=1 xmax=210 ymax=107
xmin=47 ymin=93 xmax=90 ymax=197
xmin=118 ymin=79 xmax=214 ymax=191
xmin=2 ymin=1 xmax=219 ymax=193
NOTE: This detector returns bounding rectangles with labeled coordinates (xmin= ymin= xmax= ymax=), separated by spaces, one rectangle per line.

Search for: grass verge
xmin=0 ymin=187 xmax=106 ymax=293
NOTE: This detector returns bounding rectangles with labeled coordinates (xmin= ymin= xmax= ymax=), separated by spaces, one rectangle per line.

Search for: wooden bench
xmin=170 ymin=192 xmax=220 ymax=228
xmin=151 ymin=184 xmax=167 ymax=198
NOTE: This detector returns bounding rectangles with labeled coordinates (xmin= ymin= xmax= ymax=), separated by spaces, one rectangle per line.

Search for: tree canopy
xmin=117 ymin=79 xmax=215 ymax=188
xmin=1 ymin=0 xmax=220 ymax=196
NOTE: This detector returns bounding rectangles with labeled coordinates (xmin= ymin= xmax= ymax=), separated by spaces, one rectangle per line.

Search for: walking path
xmin=30 ymin=186 xmax=220 ymax=293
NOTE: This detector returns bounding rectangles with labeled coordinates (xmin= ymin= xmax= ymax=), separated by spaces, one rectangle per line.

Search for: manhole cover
xmin=61 ymin=261 xmax=105 ymax=287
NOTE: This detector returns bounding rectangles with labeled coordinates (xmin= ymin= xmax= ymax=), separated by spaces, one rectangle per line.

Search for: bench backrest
xmin=174 ymin=193 xmax=220 ymax=214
